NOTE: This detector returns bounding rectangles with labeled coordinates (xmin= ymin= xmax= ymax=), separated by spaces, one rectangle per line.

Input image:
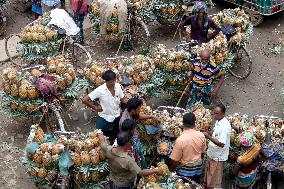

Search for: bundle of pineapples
xmin=153 ymin=0 xmax=184 ymax=25
xmin=23 ymin=126 xmax=65 ymax=187
xmin=140 ymin=44 xmax=191 ymax=95
xmin=17 ymin=13 xmax=62 ymax=62
xmin=212 ymin=8 xmax=253 ymax=44
xmin=69 ymin=130 xmax=109 ymax=188
xmin=190 ymin=103 xmax=212 ymax=131
xmin=152 ymin=109 xmax=183 ymax=138
xmin=83 ymin=60 xmax=121 ymax=88
xmin=191 ymin=32 xmax=230 ymax=66
xmin=1 ymin=56 xmax=78 ymax=117
xmin=137 ymin=162 xmax=190 ymax=189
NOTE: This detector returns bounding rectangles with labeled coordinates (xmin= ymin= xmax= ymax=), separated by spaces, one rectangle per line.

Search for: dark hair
xmin=102 ymin=70 xmax=116 ymax=81
xmin=121 ymin=119 xmax=136 ymax=132
xmin=126 ymin=97 xmax=143 ymax=112
xmin=117 ymin=132 xmax=130 ymax=147
xmin=216 ymin=103 xmax=226 ymax=113
xmin=183 ymin=113 xmax=196 ymax=128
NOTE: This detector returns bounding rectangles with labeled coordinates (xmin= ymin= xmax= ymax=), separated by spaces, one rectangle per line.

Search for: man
xmin=169 ymin=112 xmax=206 ymax=183
xmin=119 ymin=97 xmax=159 ymax=129
xmin=82 ymin=70 xmax=127 ymax=144
xmin=185 ymin=49 xmax=224 ymax=108
xmin=203 ymin=104 xmax=231 ymax=189
xmin=180 ymin=1 xmax=220 ymax=44
xmin=41 ymin=0 xmax=61 ymax=13
xmin=99 ymin=131 xmax=162 ymax=189
xmin=72 ymin=0 xmax=88 ymax=43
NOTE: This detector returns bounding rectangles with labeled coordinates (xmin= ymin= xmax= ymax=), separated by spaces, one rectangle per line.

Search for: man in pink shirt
xmin=169 ymin=112 xmax=206 ymax=184
xmin=72 ymin=0 xmax=88 ymax=43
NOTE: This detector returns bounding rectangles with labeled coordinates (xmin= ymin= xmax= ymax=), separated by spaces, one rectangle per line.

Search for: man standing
xmin=180 ymin=1 xmax=220 ymax=44
xmin=72 ymin=0 xmax=88 ymax=43
xmin=41 ymin=0 xmax=61 ymax=13
xmin=185 ymin=49 xmax=224 ymax=108
xmin=169 ymin=113 xmax=206 ymax=183
xmin=82 ymin=70 xmax=127 ymax=144
xmin=99 ymin=131 xmax=162 ymax=189
xmin=203 ymin=104 xmax=231 ymax=189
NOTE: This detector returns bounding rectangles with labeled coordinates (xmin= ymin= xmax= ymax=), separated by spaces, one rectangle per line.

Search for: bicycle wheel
xmin=130 ymin=19 xmax=151 ymax=53
xmin=63 ymin=43 xmax=92 ymax=77
xmin=5 ymin=34 xmax=29 ymax=67
xmin=228 ymin=45 xmax=252 ymax=80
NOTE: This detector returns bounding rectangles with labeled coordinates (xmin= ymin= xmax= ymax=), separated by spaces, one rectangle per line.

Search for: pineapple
xmin=56 ymin=77 xmax=66 ymax=91
xmin=56 ymin=63 xmax=66 ymax=75
xmin=158 ymin=142 xmax=169 ymax=154
xmin=52 ymin=144 xmax=63 ymax=155
xmin=91 ymin=171 xmax=100 ymax=182
xmin=11 ymin=84 xmax=19 ymax=97
xmin=67 ymin=67 xmax=76 ymax=79
xmin=40 ymin=143 xmax=50 ymax=153
xmin=42 ymin=152 xmax=52 ymax=165
xmin=95 ymin=77 xmax=104 ymax=86
xmin=31 ymin=69 xmax=42 ymax=77
xmin=90 ymin=149 xmax=100 ymax=165
xmin=30 ymin=168 xmax=37 ymax=177
xmin=3 ymin=82 xmax=11 ymax=94
xmin=34 ymin=150 xmax=43 ymax=164
xmin=17 ymin=104 xmax=26 ymax=112
xmin=71 ymin=153 xmax=82 ymax=166
xmin=81 ymin=151 xmax=91 ymax=165
xmin=93 ymin=136 xmax=100 ymax=147
xmin=27 ymin=152 xmax=34 ymax=160
xmin=33 ymin=133 xmax=44 ymax=143
xmin=157 ymin=162 xmax=170 ymax=176
xmin=64 ymin=73 xmax=73 ymax=87
xmin=19 ymin=84 xmax=28 ymax=99
xmin=10 ymin=103 xmax=18 ymax=110
xmin=83 ymin=139 xmax=94 ymax=152
xmin=38 ymin=167 xmax=47 ymax=179
xmin=27 ymin=86 xmax=39 ymax=99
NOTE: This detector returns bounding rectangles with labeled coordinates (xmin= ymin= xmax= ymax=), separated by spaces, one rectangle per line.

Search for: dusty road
xmin=0 ymin=3 xmax=283 ymax=189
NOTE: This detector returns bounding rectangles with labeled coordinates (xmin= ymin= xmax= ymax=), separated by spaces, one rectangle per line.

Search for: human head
xmin=193 ymin=1 xmax=208 ymax=17
xmin=200 ymin=49 xmax=211 ymax=65
xmin=214 ymin=103 xmax=226 ymax=121
xmin=121 ymin=119 xmax=136 ymax=134
xmin=102 ymin=70 xmax=116 ymax=88
xmin=126 ymin=97 xmax=143 ymax=119
xmin=236 ymin=130 xmax=256 ymax=149
xmin=117 ymin=131 xmax=130 ymax=147
xmin=183 ymin=112 xmax=196 ymax=129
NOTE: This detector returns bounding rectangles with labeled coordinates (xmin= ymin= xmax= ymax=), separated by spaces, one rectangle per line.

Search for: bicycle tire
xmin=5 ymin=34 xmax=29 ymax=67
xmin=64 ymin=42 xmax=92 ymax=77
xmin=228 ymin=46 xmax=252 ymax=80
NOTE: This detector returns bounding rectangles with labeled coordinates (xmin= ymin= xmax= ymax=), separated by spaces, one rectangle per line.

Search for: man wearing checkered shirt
xmin=41 ymin=0 xmax=61 ymax=13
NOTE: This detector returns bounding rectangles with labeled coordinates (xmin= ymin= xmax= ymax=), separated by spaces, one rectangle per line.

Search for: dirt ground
xmin=0 ymin=2 xmax=284 ymax=189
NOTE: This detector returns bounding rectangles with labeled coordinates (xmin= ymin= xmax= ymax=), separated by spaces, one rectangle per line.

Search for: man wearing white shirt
xmin=82 ymin=70 xmax=127 ymax=144
xmin=203 ymin=104 xmax=231 ymax=189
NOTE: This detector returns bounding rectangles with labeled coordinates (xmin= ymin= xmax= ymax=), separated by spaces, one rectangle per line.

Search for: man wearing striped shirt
xmin=185 ymin=49 xmax=224 ymax=107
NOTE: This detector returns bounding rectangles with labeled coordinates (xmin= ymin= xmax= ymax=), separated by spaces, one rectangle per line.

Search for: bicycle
xmin=4 ymin=21 xmax=92 ymax=74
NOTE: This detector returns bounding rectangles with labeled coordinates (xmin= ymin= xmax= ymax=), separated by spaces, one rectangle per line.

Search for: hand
xmin=202 ymin=131 xmax=209 ymax=138
xmin=98 ymin=133 xmax=106 ymax=143
xmin=155 ymin=168 xmax=163 ymax=176
xmin=94 ymin=105 xmax=103 ymax=112
xmin=210 ymin=91 xmax=217 ymax=100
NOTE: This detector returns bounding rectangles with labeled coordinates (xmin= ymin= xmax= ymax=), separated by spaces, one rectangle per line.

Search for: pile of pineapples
xmin=137 ymin=162 xmax=189 ymax=189
xmin=69 ymin=130 xmax=109 ymax=188
xmin=23 ymin=126 xmax=65 ymax=187
xmin=153 ymin=0 xmax=184 ymax=25
xmin=1 ymin=56 xmax=78 ymax=117
xmin=212 ymin=8 xmax=253 ymax=44
xmin=139 ymin=44 xmax=192 ymax=96
xmin=190 ymin=102 xmax=213 ymax=131
xmin=17 ymin=13 xmax=62 ymax=62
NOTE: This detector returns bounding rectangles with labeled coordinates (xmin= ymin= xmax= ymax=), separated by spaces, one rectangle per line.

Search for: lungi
xmin=109 ymin=180 xmax=134 ymax=189
xmin=176 ymin=161 xmax=203 ymax=183
xmin=204 ymin=158 xmax=224 ymax=188
xmin=96 ymin=116 xmax=120 ymax=144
